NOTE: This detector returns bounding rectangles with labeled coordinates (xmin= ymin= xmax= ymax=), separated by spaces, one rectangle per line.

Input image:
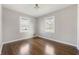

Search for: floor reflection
xmin=45 ymin=44 xmax=55 ymax=55
xmin=2 ymin=37 xmax=77 ymax=55
xmin=19 ymin=43 xmax=30 ymax=55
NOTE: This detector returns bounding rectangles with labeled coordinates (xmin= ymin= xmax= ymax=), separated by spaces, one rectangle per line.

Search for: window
xmin=44 ymin=16 xmax=55 ymax=33
xmin=20 ymin=16 xmax=32 ymax=32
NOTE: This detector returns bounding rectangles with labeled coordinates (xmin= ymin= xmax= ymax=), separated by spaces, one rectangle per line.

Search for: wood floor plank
xmin=1 ymin=37 xmax=78 ymax=55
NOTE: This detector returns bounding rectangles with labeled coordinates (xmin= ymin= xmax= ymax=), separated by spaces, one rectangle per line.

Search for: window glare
xmin=20 ymin=16 xmax=32 ymax=32
xmin=44 ymin=16 xmax=55 ymax=33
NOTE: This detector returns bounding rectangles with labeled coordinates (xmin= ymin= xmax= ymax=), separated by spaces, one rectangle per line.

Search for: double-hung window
xmin=20 ymin=16 xmax=32 ymax=33
xmin=44 ymin=16 xmax=55 ymax=33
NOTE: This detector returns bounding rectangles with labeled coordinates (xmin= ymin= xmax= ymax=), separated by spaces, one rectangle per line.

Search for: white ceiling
xmin=2 ymin=4 xmax=72 ymax=17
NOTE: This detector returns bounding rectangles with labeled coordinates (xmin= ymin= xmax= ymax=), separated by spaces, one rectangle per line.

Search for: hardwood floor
xmin=1 ymin=37 xmax=78 ymax=55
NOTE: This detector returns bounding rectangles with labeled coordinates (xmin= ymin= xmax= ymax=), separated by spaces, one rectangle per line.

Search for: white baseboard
xmin=38 ymin=35 xmax=76 ymax=47
xmin=1 ymin=36 xmax=34 ymax=54
xmin=2 ymin=35 xmax=77 ymax=47
xmin=1 ymin=35 xmax=77 ymax=54
xmin=2 ymin=36 xmax=34 ymax=44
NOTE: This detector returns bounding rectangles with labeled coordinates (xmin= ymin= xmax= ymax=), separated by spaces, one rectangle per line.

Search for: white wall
xmin=2 ymin=5 xmax=77 ymax=48
xmin=77 ymin=5 xmax=79 ymax=50
xmin=2 ymin=7 xmax=36 ymax=43
xmin=34 ymin=18 xmax=39 ymax=36
xmin=38 ymin=5 xmax=77 ymax=46
xmin=0 ymin=4 xmax=2 ymax=54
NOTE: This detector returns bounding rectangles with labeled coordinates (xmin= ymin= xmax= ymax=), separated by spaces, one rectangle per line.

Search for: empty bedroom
xmin=0 ymin=4 xmax=78 ymax=55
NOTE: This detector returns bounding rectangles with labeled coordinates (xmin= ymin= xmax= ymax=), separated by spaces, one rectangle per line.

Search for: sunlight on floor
xmin=19 ymin=43 xmax=30 ymax=55
xmin=45 ymin=44 xmax=55 ymax=55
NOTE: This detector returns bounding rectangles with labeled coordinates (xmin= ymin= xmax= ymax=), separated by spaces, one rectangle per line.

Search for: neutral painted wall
xmin=77 ymin=5 xmax=79 ymax=50
xmin=0 ymin=4 xmax=2 ymax=54
xmin=38 ymin=5 xmax=77 ymax=46
xmin=2 ymin=7 xmax=36 ymax=43
xmin=34 ymin=18 xmax=39 ymax=36
xmin=2 ymin=5 xmax=77 ymax=47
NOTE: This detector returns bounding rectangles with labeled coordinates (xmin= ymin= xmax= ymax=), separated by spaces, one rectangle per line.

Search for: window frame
xmin=43 ymin=16 xmax=55 ymax=33
xmin=19 ymin=16 xmax=33 ymax=33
